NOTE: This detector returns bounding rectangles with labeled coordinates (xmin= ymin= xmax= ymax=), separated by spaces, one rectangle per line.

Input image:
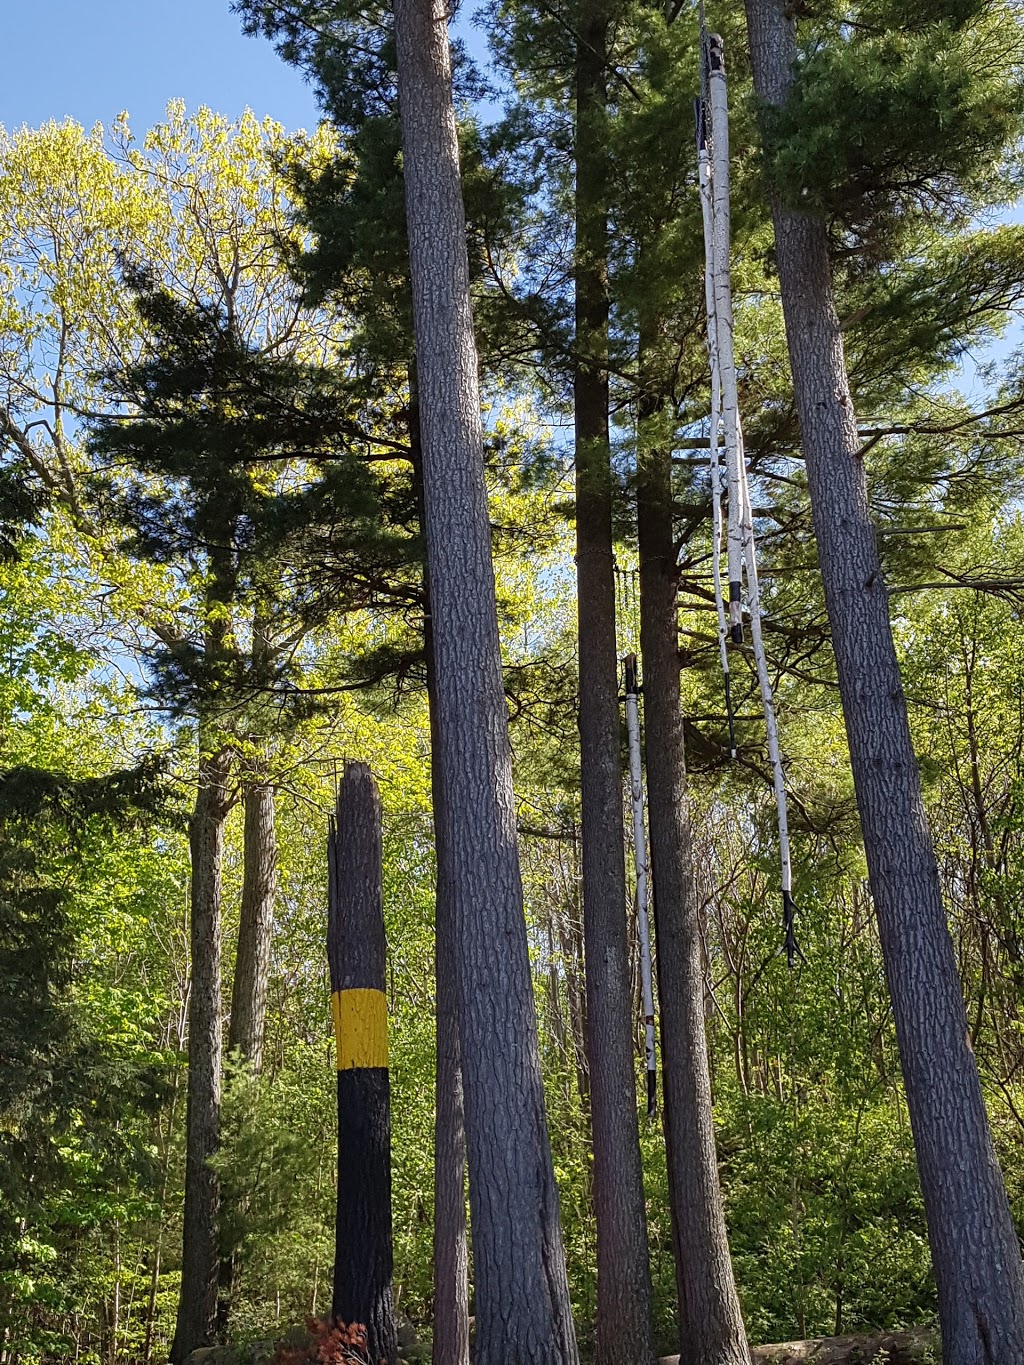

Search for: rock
xmin=185 ymin=1338 xmax=281 ymax=1365
xmin=396 ymin=1313 xmax=430 ymax=1362
xmin=396 ymin=1315 xmax=419 ymax=1350
xmin=186 ymin=1350 xmax=241 ymax=1365
xmin=660 ymin=1327 xmax=938 ymax=1365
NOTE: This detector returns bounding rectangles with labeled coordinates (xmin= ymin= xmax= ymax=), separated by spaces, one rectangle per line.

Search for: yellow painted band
xmin=332 ymin=988 xmax=389 ymax=1070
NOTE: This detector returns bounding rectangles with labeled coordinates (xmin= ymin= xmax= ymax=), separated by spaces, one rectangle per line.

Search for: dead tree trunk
xmin=328 ymin=762 xmax=396 ymax=1364
xmin=393 ymin=0 xmax=579 ymax=1357
xmin=743 ymin=3 xmax=1024 ymax=1360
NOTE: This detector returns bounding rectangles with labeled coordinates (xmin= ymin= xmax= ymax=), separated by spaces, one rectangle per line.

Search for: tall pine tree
xmin=743 ymin=2 xmax=1024 ymax=1359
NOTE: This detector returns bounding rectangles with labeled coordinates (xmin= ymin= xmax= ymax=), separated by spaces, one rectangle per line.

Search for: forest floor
xmin=187 ymin=1324 xmax=940 ymax=1365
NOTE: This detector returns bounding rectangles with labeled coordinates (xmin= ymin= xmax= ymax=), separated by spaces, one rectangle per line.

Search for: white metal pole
xmin=705 ymin=30 xmax=800 ymax=964
xmin=697 ymin=93 xmax=737 ymax=759
xmin=736 ymin=430 xmax=797 ymax=960
xmin=624 ymin=653 xmax=657 ymax=1114
xmin=707 ymin=32 xmax=744 ymax=649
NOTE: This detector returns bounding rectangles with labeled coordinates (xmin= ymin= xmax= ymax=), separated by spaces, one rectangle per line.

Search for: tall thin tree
xmin=393 ymin=1 xmax=579 ymax=1360
xmin=743 ymin=3 xmax=1024 ymax=1360
xmin=173 ymin=736 xmax=231 ymax=1361
xmin=573 ymin=0 xmax=656 ymax=1358
xmin=228 ymin=777 xmax=277 ymax=1072
xmin=636 ymin=350 xmax=750 ymax=1365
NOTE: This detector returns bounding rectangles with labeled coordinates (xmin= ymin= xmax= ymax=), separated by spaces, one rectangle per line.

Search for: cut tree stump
xmin=660 ymin=1327 xmax=937 ymax=1365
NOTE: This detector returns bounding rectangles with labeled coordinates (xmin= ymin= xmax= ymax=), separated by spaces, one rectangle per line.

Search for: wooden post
xmin=327 ymin=761 xmax=396 ymax=1364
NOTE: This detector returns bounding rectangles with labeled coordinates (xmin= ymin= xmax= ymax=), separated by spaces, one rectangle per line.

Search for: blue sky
xmin=0 ymin=0 xmax=320 ymax=134
xmin=0 ymin=0 xmax=1016 ymax=391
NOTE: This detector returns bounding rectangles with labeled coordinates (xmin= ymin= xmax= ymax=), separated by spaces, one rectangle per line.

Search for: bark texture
xmin=171 ymin=744 xmax=231 ymax=1364
xmin=328 ymin=763 xmax=395 ymax=1365
xmin=394 ymin=2 xmax=578 ymax=1360
xmin=429 ymin=789 xmax=470 ymax=1365
xmin=744 ymin=4 xmax=1024 ymax=1360
xmin=573 ymin=3 xmax=655 ymax=1360
xmin=414 ymin=386 xmax=471 ymax=1365
xmin=218 ymin=777 xmax=278 ymax=1332
xmin=228 ymin=780 xmax=277 ymax=1072
xmin=636 ymin=386 xmax=749 ymax=1365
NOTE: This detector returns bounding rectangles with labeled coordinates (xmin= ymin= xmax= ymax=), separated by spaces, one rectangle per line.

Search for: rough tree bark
xmin=393 ymin=1 xmax=579 ymax=1358
xmin=217 ymin=772 xmax=277 ymax=1332
xmin=427 ymin=680 xmax=470 ymax=1365
xmin=228 ymin=778 xmax=277 ymax=1072
xmin=171 ymin=741 xmax=231 ymax=1364
xmin=328 ymin=762 xmax=396 ymax=1365
xmin=744 ymin=4 xmax=1024 ymax=1360
xmin=636 ymin=366 xmax=750 ymax=1365
xmin=411 ymin=380 xmax=471 ymax=1365
xmin=573 ymin=0 xmax=655 ymax=1359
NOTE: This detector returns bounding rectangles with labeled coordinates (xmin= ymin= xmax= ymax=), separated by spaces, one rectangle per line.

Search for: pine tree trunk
xmin=744 ymin=5 xmax=1024 ymax=1360
xmin=228 ymin=779 xmax=277 ymax=1072
xmin=636 ymin=371 xmax=750 ymax=1365
xmin=393 ymin=2 xmax=579 ymax=1358
xmin=218 ymin=775 xmax=277 ymax=1331
xmin=573 ymin=5 xmax=655 ymax=1360
xmin=171 ymin=742 xmax=230 ymax=1364
xmin=413 ymin=378 xmax=471 ymax=1365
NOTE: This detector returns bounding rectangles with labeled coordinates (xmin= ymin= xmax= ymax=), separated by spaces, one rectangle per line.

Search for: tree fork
xmin=328 ymin=762 xmax=396 ymax=1364
xmin=743 ymin=2 xmax=1024 ymax=1360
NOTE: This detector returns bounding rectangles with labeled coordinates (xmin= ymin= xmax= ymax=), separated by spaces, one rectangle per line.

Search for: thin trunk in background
xmin=561 ymin=888 xmax=591 ymax=1116
xmin=573 ymin=0 xmax=655 ymax=1358
xmin=427 ymin=674 xmax=470 ymax=1365
xmin=744 ymin=3 xmax=1024 ymax=1359
xmin=218 ymin=769 xmax=277 ymax=1331
xmin=228 ymin=777 xmax=277 ymax=1071
xmin=171 ymin=741 xmax=231 ymax=1364
xmin=393 ymin=1 xmax=579 ymax=1359
xmin=635 ymin=357 xmax=750 ymax=1365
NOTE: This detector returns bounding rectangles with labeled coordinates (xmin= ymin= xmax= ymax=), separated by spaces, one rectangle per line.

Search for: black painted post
xmin=327 ymin=761 xmax=396 ymax=1364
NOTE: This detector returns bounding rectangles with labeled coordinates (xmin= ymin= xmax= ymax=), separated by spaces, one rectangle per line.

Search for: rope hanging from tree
xmin=696 ymin=17 xmax=803 ymax=967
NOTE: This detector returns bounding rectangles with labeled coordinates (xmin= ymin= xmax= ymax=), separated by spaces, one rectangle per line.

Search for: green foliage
xmin=0 ymin=755 xmax=182 ymax=1352
xmin=761 ymin=4 xmax=1024 ymax=255
xmin=87 ymin=266 xmax=416 ymax=725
